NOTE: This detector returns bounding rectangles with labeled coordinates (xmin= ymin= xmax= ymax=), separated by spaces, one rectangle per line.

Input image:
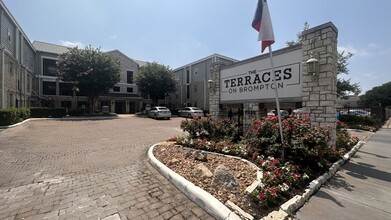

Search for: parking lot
xmin=0 ymin=116 xmax=213 ymax=220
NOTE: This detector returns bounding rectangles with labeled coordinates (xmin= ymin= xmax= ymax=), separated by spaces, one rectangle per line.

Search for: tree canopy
xmin=360 ymin=82 xmax=391 ymax=107
xmin=135 ymin=62 xmax=177 ymax=106
xmin=57 ymin=46 xmax=121 ymax=114
xmin=286 ymin=22 xmax=361 ymax=99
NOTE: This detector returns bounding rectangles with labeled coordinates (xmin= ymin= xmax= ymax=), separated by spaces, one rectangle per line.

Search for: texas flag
xmin=252 ymin=0 xmax=275 ymax=53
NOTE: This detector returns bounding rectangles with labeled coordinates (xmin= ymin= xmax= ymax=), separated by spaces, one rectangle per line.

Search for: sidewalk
xmin=294 ymin=120 xmax=391 ymax=219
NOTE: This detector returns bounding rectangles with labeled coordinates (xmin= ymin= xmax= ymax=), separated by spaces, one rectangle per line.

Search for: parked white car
xmin=348 ymin=109 xmax=371 ymax=116
xmin=148 ymin=106 xmax=171 ymax=119
xmin=293 ymin=108 xmax=303 ymax=116
xmin=178 ymin=107 xmax=204 ymax=118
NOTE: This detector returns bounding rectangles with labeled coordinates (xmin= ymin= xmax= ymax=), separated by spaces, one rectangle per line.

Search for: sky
xmin=3 ymin=0 xmax=391 ymax=94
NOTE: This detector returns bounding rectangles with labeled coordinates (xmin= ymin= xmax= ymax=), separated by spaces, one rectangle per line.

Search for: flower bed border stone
xmin=149 ymin=141 xmax=365 ymax=220
xmin=263 ymin=141 xmax=365 ymax=220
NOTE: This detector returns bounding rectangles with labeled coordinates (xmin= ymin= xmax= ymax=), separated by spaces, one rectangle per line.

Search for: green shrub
xmin=68 ymin=108 xmax=87 ymax=116
xmin=336 ymin=120 xmax=359 ymax=151
xmin=30 ymin=107 xmax=66 ymax=118
xmin=339 ymin=115 xmax=382 ymax=131
xmin=0 ymin=108 xmax=30 ymax=126
xmin=245 ymin=114 xmax=333 ymax=168
xmin=180 ymin=117 xmax=240 ymax=142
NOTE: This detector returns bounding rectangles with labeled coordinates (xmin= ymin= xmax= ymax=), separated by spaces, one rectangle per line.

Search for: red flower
xmin=259 ymin=193 xmax=266 ymax=200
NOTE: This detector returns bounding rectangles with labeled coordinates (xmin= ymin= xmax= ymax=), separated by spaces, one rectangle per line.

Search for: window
xmin=7 ymin=29 xmax=11 ymax=42
xmin=113 ymin=86 xmax=120 ymax=92
xmin=127 ymin=87 xmax=133 ymax=93
xmin=127 ymin=71 xmax=133 ymax=84
xmin=43 ymin=81 xmax=56 ymax=95
xmin=186 ymin=69 xmax=190 ymax=84
xmin=43 ymin=58 xmax=57 ymax=76
xmin=186 ymin=85 xmax=190 ymax=99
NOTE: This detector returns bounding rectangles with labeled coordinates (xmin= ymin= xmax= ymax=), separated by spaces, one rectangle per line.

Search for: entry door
xmin=115 ymin=101 xmax=125 ymax=114
xmin=129 ymin=102 xmax=136 ymax=114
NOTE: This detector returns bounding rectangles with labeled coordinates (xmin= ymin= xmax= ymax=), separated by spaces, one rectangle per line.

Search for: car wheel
xmin=154 ymin=114 xmax=157 ymax=119
xmin=188 ymin=113 xmax=192 ymax=118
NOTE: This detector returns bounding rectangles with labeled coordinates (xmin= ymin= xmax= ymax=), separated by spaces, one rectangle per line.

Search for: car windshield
xmin=191 ymin=107 xmax=201 ymax=110
xmin=158 ymin=107 xmax=168 ymax=111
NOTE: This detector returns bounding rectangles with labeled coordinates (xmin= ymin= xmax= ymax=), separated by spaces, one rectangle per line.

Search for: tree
xmin=58 ymin=46 xmax=121 ymax=114
xmin=135 ymin=62 xmax=177 ymax=106
xmin=285 ymin=22 xmax=309 ymax=47
xmin=360 ymin=82 xmax=391 ymax=107
xmin=286 ymin=22 xmax=361 ymax=98
xmin=336 ymin=51 xmax=361 ymax=98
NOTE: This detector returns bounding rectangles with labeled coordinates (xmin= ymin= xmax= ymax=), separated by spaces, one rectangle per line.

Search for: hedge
xmin=0 ymin=108 xmax=30 ymax=126
xmin=0 ymin=107 xmax=66 ymax=126
xmin=30 ymin=107 xmax=66 ymax=118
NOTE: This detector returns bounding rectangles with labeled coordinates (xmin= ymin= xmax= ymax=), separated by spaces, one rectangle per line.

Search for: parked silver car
xmin=267 ymin=109 xmax=289 ymax=117
xmin=148 ymin=106 xmax=171 ymax=119
xmin=178 ymin=107 xmax=204 ymax=118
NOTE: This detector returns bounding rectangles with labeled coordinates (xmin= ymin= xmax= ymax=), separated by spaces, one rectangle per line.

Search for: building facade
xmin=168 ymin=54 xmax=237 ymax=111
xmin=32 ymin=42 xmax=145 ymax=114
xmin=102 ymin=50 xmax=144 ymax=114
xmin=0 ymin=1 xmax=36 ymax=109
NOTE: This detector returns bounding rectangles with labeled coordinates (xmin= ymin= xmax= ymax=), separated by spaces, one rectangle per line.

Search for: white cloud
xmin=338 ymin=45 xmax=372 ymax=57
xmin=59 ymin=40 xmax=85 ymax=48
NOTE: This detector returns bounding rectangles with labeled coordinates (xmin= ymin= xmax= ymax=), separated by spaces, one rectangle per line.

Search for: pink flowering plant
xmin=252 ymin=156 xmax=309 ymax=207
xmin=336 ymin=120 xmax=359 ymax=152
xmin=177 ymin=114 xmax=360 ymax=210
xmin=245 ymin=114 xmax=333 ymax=169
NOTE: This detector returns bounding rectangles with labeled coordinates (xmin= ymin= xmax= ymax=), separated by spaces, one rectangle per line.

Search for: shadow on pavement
xmin=324 ymin=173 xmax=355 ymax=192
xmin=344 ymin=162 xmax=391 ymax=183
xmin=314 ymin=191 xmax=345 ymax=207
xmin=358 ymin=150 xmax=389 ymax=159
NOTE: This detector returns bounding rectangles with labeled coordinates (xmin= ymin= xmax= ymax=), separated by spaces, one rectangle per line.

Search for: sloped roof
xmin=106 ymin=50 xmax=148 ymax=67
xmin=33 ymin=41 xmax=70 ymax=54
xmin=173 ymin=53 xmax=238 ymax=71
xmin=134 ymin=59 xmax=148 ymax=67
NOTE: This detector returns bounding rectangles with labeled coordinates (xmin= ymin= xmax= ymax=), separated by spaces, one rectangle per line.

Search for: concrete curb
xmin=274 ymin=141 xmax=366 ymax=218
xmin=148 ymin=144 xmax=241 ymax=220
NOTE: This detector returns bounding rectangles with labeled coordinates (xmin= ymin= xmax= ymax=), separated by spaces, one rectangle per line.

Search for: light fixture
xmin=207 ymin=79 xmax=215 ymax=92
xmin=306 ymin=55 xmax=319 ymax=77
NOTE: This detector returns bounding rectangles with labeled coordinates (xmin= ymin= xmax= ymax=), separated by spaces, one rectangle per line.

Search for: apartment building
xmin=0 ymin=1 xmax=35 ymax=109
xmin=168 ymin=54 xmax=237 ymax=110
xmin=0 ymin=1 xmax=238 ymax=114
xmin=33 ymin=42 xmax=145 ymax=114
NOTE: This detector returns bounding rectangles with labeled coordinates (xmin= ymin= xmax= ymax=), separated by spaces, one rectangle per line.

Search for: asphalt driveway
xmin=0 ymin=116 xmax=213 ymax=220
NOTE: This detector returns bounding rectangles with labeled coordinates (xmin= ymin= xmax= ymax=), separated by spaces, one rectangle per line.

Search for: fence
xmin=337 ymin=107 xmax=385 ymax=121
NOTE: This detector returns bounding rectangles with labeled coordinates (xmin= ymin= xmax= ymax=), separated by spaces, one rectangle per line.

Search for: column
xmin=301 ymin=22 xmax=338 ymax=146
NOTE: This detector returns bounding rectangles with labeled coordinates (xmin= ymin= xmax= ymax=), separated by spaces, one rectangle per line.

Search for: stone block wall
xmin=301 ymin=22 xmax=338 ymax=146
xmin=209 ymin=62 xmax=224 ymax=118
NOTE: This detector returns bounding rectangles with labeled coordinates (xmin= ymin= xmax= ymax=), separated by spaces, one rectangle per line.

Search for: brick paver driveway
xmin=0 ymin=116 xmax=214 ymax=220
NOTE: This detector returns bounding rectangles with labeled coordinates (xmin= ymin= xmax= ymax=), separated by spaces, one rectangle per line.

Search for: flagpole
xmin=268 ymin=45 xmax=285 ymax=162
